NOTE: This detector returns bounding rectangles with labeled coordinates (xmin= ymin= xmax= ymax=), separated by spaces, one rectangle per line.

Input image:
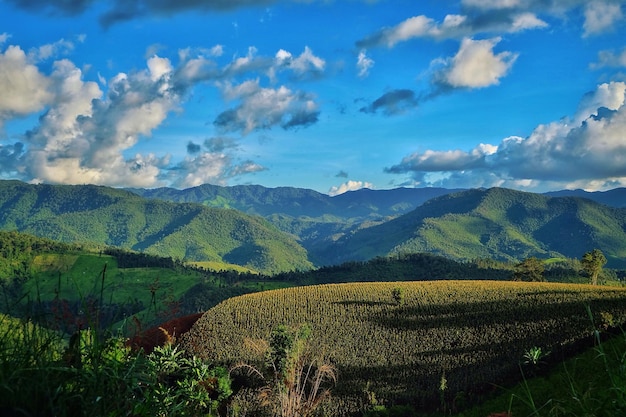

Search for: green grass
xmin=20 ymin=253 xmax=205 ymax=333
xmin=453 ymin=330 xmax=626 ymax=417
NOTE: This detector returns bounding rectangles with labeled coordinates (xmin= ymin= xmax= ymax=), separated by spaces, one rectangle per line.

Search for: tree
xmin=391 ymin=287 xmax=405 ymax=305
xmin=581 ymin=249 xmax=607 ymax=285
xmin=513 ymin=257 xmax=545 ymax=282
xmin=233 ymin=324 xmax=336 ymax=417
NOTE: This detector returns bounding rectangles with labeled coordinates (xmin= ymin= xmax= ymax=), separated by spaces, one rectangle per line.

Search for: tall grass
xmin=453 ymin=309 xmax=626 ymax=417
xmin=0 ymin=263 xmax=232 ymax=417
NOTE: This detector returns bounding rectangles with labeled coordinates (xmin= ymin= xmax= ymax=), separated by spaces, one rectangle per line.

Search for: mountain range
xmin=1 ymin=180 xmax=625 ymax=271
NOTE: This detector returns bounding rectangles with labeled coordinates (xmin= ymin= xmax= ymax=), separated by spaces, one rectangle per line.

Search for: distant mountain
xmin=3 ymin=180 xmax=625 ymax=272
xmin=544 ymin=188 xmax=626 ymax=208
xmin=129 ymin=183 xmax=458 ymax=219
xmin=323 ymin=187 xmax=626 ymax=268
xmin=128 ymin=184 xmax=460 ymax=264
xmin=0 ymin=181 xmax=312 ymax=274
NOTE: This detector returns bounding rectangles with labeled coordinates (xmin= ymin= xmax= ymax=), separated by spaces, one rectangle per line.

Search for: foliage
xmin=0 ymin=314 xmax=232 ymax=417
xmin=513 ymin=257 xmax=545 ymax=282
xmin=326 ymin=187 xmax=626 ymax=268
xmin=581 ymin=248 xmax=607 ymax=285
xmin=181 ymin=280 xmax=626 ymax=415
xmin=454 ymin=324 xmax=626 ymax=417
xmin=141 ymin=338 xmax=233 ymax=417
xmin=0 ymin=181 xmax=313 ymax=274
xmin=391 ymin=287 xmax=405 ymax=305
xmin=231 ymin=324 xmax=336 ymax=417
xmin=521 ymin=346 xmax=549 ymax=366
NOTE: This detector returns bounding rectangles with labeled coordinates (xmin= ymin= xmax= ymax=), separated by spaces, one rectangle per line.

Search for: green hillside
xmin=326 ymin=187 xmax=626 ymax=267
xmin=0 ymin=181 xmax=312 ymax=274
xmin=180 ymin=280 xmax=626 ymax=415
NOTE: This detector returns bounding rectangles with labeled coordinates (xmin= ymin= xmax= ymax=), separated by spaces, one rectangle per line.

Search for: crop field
xmin=181 ymin=280 xmax=626 ymax=413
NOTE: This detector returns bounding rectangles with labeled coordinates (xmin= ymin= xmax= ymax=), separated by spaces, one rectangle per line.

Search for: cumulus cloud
xmin=166 ymin=135 xmax=263 ymax=188
xmin=18 ymin=55 xmax=182 ymax=187
xmin=0 ymin=45 xmax=209 ymax=186
xmin=356 ymin=9 xmax=546 ymax=48
xmin=434 ymin=37 xmax=518 ymax=89
xmin=214 ymin=79 xmax=320 ymax=134
xmin=169 ymin=152 xmax=265 ymax=189
xmin=328 ymin=180 xmax=374 ymax=196
xmin=356 ymin=49 xmax=374 ymax=78
xmin=385 ymin=81 xmax=626 ymax=191
xmin=274 ymin=46 xmax=325 ymax=78
xmin=583 ymin=0 xmax=623 ymax=37
xmin=1 ymin=36 xmax=321 ymax=188
xmin=0 ymin=45 xmax=53 ymax=125
xmin=360 ymin=89 xmax=418 ymax=115
xmin=28 ymin=38 xmax=75 ymax=61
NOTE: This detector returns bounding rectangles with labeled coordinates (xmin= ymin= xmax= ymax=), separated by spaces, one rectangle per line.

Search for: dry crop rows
xmin=180 ymin=280 xmax=626 ymax=412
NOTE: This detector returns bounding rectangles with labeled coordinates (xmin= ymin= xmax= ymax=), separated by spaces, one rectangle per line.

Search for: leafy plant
xmin=232 ymin=324 xmax=337 ymax=417
xmin=522 ymin=346 xmax=549 ymax=366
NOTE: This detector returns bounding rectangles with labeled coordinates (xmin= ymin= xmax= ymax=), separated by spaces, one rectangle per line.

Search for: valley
xmin=1 ymin=181 xmax=626 ymax=416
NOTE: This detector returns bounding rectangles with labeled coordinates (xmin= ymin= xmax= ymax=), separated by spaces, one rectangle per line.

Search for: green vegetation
xmin=453 ymin=326 xmax=626 ymax=417
xmin=582 ymin=248 xmax=608 ymax=285
xmin=231 ymin=324 xmax=337 ymax=417
xmin=3 ymin=228 xmax=626 ymax=416
xmin=330 ymin=187 xmax=626 ymax=268
xmin=5 ymin=180 xmax=626 ymax=270
xmin=513 ymin=257 xmax=545 ymax=282
xmin=0 ymin=314 xmax=232 ymax=416
xmin=180 ymin=281 xmax=626 ymax=415
xmin=0 ymin=181 xmax=312 ymax=274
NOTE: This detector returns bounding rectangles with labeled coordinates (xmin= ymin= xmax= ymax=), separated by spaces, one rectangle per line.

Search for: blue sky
xmin=1 ymin=0 xmax=626 ymax=195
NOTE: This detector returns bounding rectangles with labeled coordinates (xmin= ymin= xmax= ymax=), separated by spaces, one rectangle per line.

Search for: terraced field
xmin=180 ymin=280 xmax=626 ymax=413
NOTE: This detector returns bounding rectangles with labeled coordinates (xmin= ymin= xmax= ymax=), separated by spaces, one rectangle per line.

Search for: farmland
xmin=181 ymin=280 xmax=626 ymax=414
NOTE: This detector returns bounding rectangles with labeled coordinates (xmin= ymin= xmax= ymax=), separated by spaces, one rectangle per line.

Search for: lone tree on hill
xmin=582 ymin=249 xmax=607 ymax=285
xmin=513 ymin=257 xmax=545 ymax=282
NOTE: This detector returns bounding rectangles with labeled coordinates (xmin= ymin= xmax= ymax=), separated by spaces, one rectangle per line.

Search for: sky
xmin=1 ymin=1 xmax=626 ymax=195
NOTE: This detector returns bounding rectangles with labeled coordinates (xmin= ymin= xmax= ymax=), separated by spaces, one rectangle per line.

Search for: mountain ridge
xmin=327 ymin=187 xmax=626 ymax=267
xmin=2 ymin=180 xmax=626 ymax=270
xmin=0 ymin=180 xmax=312 ymax=274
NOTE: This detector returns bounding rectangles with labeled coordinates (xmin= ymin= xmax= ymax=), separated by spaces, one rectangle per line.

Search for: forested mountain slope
xmin=128 ymin=183 xmax=457 ymax=219
xmin=323 ymin=187 xmax=626 ymax=267
xmin=0 ymin=181 xmax=312 ymax=274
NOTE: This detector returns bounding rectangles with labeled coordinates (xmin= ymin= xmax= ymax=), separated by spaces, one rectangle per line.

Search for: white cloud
xmin=357 ymin=49 xmax=375 ymax=78
xmin=510 ymin=12 xmax=548 ymax=32
xmin=214 ymin=79 xmax=319 ymax=134
xmin=386 ymin=82 xmax=626 ymax=191
xmin=0 ymin=33 xmax=11 ymax=44
xmin=328 ymin=180 xmax=375 ymax=196
xmin=171 ymin=153 xmax=265 ymax=188
xmin=583 ymin=0 xmax=623 ymax=37
xmin=0 ymin=39 xmax=296 ymax=188
xmin=272 ymin=46 xmax=325 ymax=80
xmin=0 ymin=45 xmax=53 ymax=123
xmin=29 ymin=38 xmax=75 ymax=61
xmin=210 ymin=44 xmax=224 ymax=57
xmin=461 ymin=0 xmax=522 ymax=9
xmin=291 ymin=46 xmax=325 ymax=74
xmin=357 ymin=9 xmax=547 ymax=48
xmin=593 ymin=47 xmax=626 ymax=69
xmin=436 ymin=37 xmax=518 ymax=88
